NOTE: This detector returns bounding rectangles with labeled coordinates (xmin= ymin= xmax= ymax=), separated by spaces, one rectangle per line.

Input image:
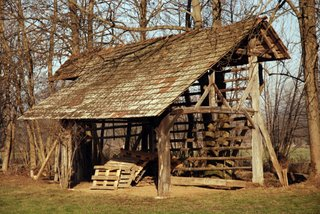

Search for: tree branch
xmin=68 ymin=0 xmax=188 ymax=32
xmin=268 ymin=72 xmax=304 ymax=82
xmin=284 ymin=0 xmax=301 ymax=17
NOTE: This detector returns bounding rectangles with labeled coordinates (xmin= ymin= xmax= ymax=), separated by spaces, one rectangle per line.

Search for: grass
xmin=0 ymin=174 xmax=319 ymax=214
xmin=289 ymin=147 xmax=310 ymax=163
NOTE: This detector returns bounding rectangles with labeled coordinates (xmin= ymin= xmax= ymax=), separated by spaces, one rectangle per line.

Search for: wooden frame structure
xmin=21 ymin=17 xmax=290 ymax=197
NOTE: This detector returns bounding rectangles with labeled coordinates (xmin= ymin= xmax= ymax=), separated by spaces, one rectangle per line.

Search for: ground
xmin=0 ymin=173 xmax=319 ymax=214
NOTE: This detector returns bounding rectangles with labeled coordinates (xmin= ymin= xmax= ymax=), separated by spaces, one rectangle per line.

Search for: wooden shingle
xmin=21 ymin=17 xmax=289 ymax=120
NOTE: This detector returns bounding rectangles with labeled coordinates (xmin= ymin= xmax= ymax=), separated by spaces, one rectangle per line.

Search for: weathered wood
xmin=195 ymin=85 xmax=211 ymax=108
xmin=171 ymin=146 xmax=252 ymax=152
xmin=260 ymin=29 xmax=281 ymax=58
xmin=256 ymin=113 xmax=286 ymax=186
xmin=219 ymin=87 xmax=247 ymax=93
xmin=33 ymin=139 xmax=59 ymax=180
xmin=171 ymin=176 xmax=257 ymax=188
xmin=213 ymin=83 xmax=232 ymax=109
xmin=224 ymin=77 xmax=249 ymax=83
xmin=172 ymin=106 xmax=255 ymax=115
xmin=249 ymin=53 xmax=264 ymax=185
xmin=125 ymin=122 xmax=132 ymax=150
xmin=175 ymin=166 xmax=252 ymax=171
xmin=186 ymin=156 xmax=251 ymax=161
xmin=156 ymin=113 xmax=181 ymax=198
xmin=53 ymin=142 xmax=60 ymax=182
xmin=220 ymin=66 xmax=249 ymax=73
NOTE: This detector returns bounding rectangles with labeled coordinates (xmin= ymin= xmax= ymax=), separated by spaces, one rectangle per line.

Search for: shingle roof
xmin=21 ymin=17 xmax=289 ymax=120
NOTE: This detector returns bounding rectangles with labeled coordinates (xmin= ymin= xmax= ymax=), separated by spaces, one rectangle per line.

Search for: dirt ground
xmin=0 ymin=173 xmax=220 ymax=198
xmin=73 ymin=180 xmax=220 ymax=198
xmin=1 ymin=172 xmax=318 ymax=198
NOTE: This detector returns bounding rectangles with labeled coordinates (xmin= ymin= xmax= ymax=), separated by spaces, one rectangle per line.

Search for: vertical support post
xmin=156 ymin=112 xmax=181 ymax=198
xmin=249 ymin=52 xmax=264 ymax=185
xmin=125 ymin=122 xmax=132 ymax=150
xmin=141 ymin=124 xmax=149 ymax=152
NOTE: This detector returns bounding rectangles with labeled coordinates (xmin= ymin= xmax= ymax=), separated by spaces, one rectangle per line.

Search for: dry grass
xmin=0 ymin=173 xmax=319 ymax=214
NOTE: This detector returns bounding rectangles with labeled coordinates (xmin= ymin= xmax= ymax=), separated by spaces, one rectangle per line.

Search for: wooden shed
xmin=22 ymin=17 xmax=290 ymax=197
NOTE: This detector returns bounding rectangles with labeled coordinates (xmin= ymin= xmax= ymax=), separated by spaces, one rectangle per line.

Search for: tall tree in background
xmin=192 ymin=0 xmax=202 ymax=29
xmin=138 ymin=0 xmax=148 ymax=41
xmin=69 ymin=0 xmax=80 ymax=55
xmin=212 ymin=0 xmax=222 ymax=27
xmin=285 ymin=0 xmax=320 ymax=179
xmin=87 ymin=0 xmax=95 ymax=49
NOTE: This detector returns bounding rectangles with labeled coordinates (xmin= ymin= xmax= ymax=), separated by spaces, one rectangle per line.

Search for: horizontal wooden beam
xmin=219 ymin=66 xmax=249 ymax=73
xmin=171 ymin=176 xmax=257 ymax=188
xmin=171 ymin=146 xmax=252 ymax=151
xmin=174 ymin=166 xmax=252 ymax=171
xmin=186 ymin=156 xmax=252 ymax=161
xmin=172 ymin=107 xmax=255 ymax=115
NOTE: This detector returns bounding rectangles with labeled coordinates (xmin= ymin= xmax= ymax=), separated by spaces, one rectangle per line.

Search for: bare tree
xmin=285 ymin=0 xmax=320 ymax=179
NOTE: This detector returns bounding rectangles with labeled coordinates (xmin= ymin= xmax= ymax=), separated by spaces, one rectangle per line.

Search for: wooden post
xmin=141 ymin=124 xmax=148 ymax=152
xmin=256 ymin=113 xmax=286 ymax=186
xmin=249 ymin=53 xmax=264 ymax=185
xmin=33 ymin=139 xmax=58 ymax=180
xmin=125 ymin=122 xmax=132 ymax=150
xmin=53 ymin=142 xmax=60 ymax=182
xmin=156 ymin=112 xmax=181 ymax=198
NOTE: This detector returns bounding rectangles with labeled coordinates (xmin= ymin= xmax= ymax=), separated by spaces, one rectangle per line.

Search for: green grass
xmin=289 ymin=147 xmax=310 ymax=163
xmin=0 ymin=175 xmax=319 ymax=214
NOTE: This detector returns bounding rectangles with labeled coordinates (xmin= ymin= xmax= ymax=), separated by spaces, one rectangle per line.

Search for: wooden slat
xmin=91 ymin=175 xmax=119 ymax=180
xmin=224 ymin=77 xmax=249 ymax=83
xmin=220 ymin=67 xmax=249 ymax=73
xmin=171 ymin=146 xmax=252 ymax=152
xmin=219 ymin=87 xmax=247 ymax=93
xmin=175 ymin=166 xmax=252 ymax=171
xmin=172 ymin=106 xmax=255 ymax=115
xmin=186 ymin=156 xmax=251 ymax=161
xmin=171 ymin=177 xmax=257 ymax=188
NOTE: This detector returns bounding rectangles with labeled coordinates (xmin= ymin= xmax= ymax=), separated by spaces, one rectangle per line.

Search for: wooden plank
xmin=186 ymin=156 xmax=252 ymax=161
xmin=195 ymin=84 xmax=211 ymax=108
xmin=171 ymin=146 xmax=252 ymax=152
xmin=171 ymin=176 xmax=256 ymax=188
xmin=224 ymin=77 xmax=249 ymax=83
xmin=220 ymin=66 xmax=249 ymax=73
xmin=213 ymin=83 xmax=232 ymax=110
xmin=219 ymin=87 xmax=247 ymax=93
xmin=257 ymin=113 xmax=286 ymax=186
xmin=173 ymin=106 xmax=255 ymax=115
xmin=91 ymin=175 xmax=119 ymax=180
xmin=248 ymin=54 xmax=264 ymax=185
xmin=174 ymin=166 xmax=252 ymax=171
xmin=260 ymin=29 xmax=281 ymax=58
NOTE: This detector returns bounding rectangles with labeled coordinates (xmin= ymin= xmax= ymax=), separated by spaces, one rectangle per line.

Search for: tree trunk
xmin=87 ymin=0 xmax=94 ymax=49
xmin=68 ymin=0 xmax=80 ymax=55
xmin=186 ymin=0 xmax=192 ymax=28
xmin=212 ymin=0 xmax=222 ymax=27
xmin=17 ymin=0 xmax=35 ymax=107
xmin=0 ymin=0 xmax=13 ymax=172
xmin=139 ymin=0 xmax=147 ymax=41
xmin=48 ymin=0 xmax=57 ymax=93
xmin=26 ymin=121 xmax=37 ymax=177
xmin=2 ymin=121 xmax=13 ymax=172
xmin=192 ymin=0 xmax=202 ymax=29
xmin=299 ymin=0 xmax=320 ymax=178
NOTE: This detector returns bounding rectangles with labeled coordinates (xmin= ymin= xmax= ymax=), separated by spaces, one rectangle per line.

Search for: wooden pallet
xmin=91 ymin=150 xmax=156 ymax=190
xmin=91 ymin=168 xmax=121 ymax=190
